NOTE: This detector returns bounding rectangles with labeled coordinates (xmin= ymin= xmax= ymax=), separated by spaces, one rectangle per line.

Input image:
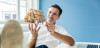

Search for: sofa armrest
xmin=55 ymin=43 xmax=74 ymax=48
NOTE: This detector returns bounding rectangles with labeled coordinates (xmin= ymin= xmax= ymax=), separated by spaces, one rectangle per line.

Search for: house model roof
xmin=24 ymin=9 xmax=45 ymax=24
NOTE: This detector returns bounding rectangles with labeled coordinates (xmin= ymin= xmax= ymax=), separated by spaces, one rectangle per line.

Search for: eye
xmin=53 ymin=13 xmax=57 ymax=16
xmin=49 ymin=11 xmax=51 ymax=14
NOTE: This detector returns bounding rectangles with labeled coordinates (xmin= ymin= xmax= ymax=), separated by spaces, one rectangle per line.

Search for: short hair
xmin=1 ymin=20 xmax=23 ymax=48
xmin=50 ymin=4 xmax=62 ymax=16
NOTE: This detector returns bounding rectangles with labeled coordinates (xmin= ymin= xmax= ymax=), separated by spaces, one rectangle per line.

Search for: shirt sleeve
xmin=58 ymin=26 xmax=71 ymax=37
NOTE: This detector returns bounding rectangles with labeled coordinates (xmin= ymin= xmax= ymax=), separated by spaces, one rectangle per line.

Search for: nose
xmin=49 ymin=13 xmax=53 ymax=17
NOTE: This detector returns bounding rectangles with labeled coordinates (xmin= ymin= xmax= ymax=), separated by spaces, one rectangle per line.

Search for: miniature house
xmin=24 ymin=9 xmax=45 ymax=24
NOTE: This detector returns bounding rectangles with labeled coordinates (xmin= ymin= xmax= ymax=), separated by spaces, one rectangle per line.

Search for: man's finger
xmin=47 ymin=26 xmax=55 ymax=29
xmin=48 ymin=24 xmax=55 ymax=26
xmin=34 ymin=24 xmax=37 ymax=30
xmin=45 ymin=22 xmax=48 ymax=27
xmin=48 ymin=23 xmax=54 ymax=25
xmin=37 ymin=26 xmax=41 ymax=32
xmin=28 ymin=24 xmax=31 ymax=31
xmin=48 ymin=27 xmax=55 ymax=29
xmin=31 ymin=24 xmax=33 ymax=29
xmin=31 ymin=24 xmax=33 ymax=32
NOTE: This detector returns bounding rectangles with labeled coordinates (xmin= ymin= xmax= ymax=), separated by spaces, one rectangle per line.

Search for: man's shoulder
xmin=55 ymin=24 xmax=63 ymax=29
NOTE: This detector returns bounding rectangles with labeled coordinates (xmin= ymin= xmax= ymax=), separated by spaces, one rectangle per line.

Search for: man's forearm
xmin=27 ymin=38 xmax=37 ymax=48
xmin=51 ymin=32 xmax=75 ymax=46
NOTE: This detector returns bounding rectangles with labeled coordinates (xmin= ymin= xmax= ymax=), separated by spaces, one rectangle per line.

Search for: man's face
xmin=46 ymin=7 xmax=60 ymax=24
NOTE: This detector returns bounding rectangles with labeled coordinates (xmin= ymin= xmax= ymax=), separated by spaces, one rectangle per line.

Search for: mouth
xmin=48 ymin=17 xmax=53 ymax=21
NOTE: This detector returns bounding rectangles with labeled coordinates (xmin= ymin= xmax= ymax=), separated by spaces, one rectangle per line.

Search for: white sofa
xmin=23 ymin=32 xmax=30 ymax=48
xmin=23 ymin=32 xmax=100 ymax=48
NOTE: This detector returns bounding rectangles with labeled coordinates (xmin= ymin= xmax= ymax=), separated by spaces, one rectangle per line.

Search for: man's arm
xmin=27 ymin=24 xmax=41 ymax=48
xmin=51 ymin=32 xmax=75 ymax=46
xmin=27 ymin=37 xmax=37 ymax=48
xmin=47 ymin=24 xmax=75 ymax=46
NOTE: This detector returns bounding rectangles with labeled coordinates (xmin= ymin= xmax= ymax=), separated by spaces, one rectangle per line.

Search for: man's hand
xmin=46 ymin=23 xmax=55 ymax=34
xmin=28 ymin=24 xmax=41 ymax=39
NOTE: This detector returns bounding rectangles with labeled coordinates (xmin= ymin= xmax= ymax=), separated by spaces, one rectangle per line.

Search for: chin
xmin=47 ymin=19 xmax=54 ymax=23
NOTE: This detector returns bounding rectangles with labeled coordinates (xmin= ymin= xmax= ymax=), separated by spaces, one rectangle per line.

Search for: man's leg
xmin=36 ymin=45 xmax=48 ymax=48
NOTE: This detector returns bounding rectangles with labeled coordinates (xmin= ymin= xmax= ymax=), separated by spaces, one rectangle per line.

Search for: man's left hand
xmin=46 ymin=23 xmax=55 ymax=34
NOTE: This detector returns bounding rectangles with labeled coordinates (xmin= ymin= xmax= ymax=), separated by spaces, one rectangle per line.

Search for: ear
xmin=57 ymin=16 xmax=60 ymax=20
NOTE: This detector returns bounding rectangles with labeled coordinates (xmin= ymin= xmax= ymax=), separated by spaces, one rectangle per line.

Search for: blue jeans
xmin=36 ymin=45 xmax=48 ymax=48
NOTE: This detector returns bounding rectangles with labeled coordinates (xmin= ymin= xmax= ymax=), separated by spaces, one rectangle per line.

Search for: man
xmin=27 ymin=4 xmax=75 ymax=48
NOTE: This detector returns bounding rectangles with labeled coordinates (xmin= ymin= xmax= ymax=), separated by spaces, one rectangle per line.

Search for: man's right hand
xmin=28 ymin=24 xmax=41 ymax=39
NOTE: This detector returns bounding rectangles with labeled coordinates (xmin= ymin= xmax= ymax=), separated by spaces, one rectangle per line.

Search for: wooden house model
xmin=24 ymin=9 xmax=45 ymax=24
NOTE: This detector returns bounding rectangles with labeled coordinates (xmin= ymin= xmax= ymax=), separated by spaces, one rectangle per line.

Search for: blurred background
xmin=0 ymin=0 xmax=100 ymax=43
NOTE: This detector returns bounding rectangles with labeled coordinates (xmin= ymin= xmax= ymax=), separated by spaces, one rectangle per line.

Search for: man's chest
xmin=37 ymin=26 xmax=59 ymax=42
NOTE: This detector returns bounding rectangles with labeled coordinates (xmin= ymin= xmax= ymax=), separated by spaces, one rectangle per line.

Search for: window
xmin=2 ymin=11 xmax=16 ymax=20
xmin=0 ymin=0 xmax=39 ymax=32
xmin=20 ymin=0 xmax=27 ymax=20
xmin=0 ymin=0 xmax=39 ymax=23
xmin=0 ymin=0 xmax=27 ymax=21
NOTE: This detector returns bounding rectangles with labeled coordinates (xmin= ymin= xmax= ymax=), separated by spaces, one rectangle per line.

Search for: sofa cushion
xmin=23 ymin=32 xmax=30 ymax=48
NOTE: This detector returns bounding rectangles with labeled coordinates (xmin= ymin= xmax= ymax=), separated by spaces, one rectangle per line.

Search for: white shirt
xmin=28 ymin=22 xmax=71 ymax=48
